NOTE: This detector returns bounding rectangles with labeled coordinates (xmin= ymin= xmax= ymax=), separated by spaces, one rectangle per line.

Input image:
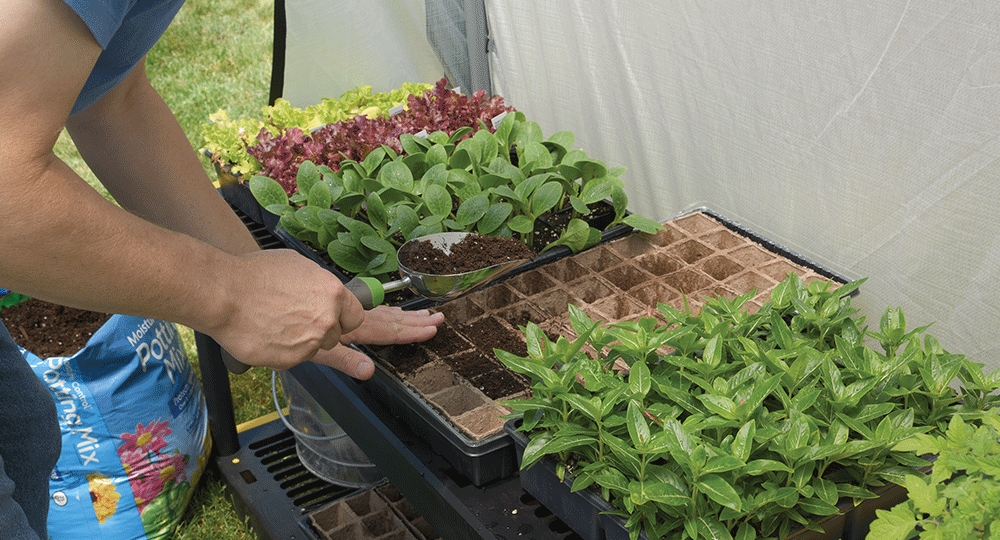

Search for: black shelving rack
xmin=197 ymin=208 xmax=578 ymax=540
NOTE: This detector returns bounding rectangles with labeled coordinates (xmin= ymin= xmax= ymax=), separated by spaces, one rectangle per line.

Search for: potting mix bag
xmin=22 ymin=315 xmax=211 ymax=539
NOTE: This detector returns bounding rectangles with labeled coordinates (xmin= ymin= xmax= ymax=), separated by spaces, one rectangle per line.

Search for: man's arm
xmin=0 ymin=1 xmax=438 ymax=378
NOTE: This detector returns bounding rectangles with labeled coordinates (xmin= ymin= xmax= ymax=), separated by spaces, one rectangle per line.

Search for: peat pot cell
xmin=345 ymin=490 xmax=388 ymax=519
xmin=697 ymin=284 xmax=738 ymax=303
xmin=724 ymin=271 xmax=775 ymax=299
xmin=627 ymin=282 xmax=678 ymax=310
xmin=529 ymin=287 xmax=580 ymax=319
xmin=495 ymin=301 xmax=548 ymax=334
xmin=428 ymin=382 xmax=490 ymax=418
xmin=607 ymin=234 xmax=657 ymax=259
xmin=454 ymin=403 xmax=512 ymax=440
xmin=376 ymin=484 xmax=442 ymax=540
xmin=673 ymin=239 xmax=716 ymax=264
xmin=759 ymin=260 xmax=809 ymax=282
xmin=473 ymin=283 xmax=525 ymax=311
xmin=673 ymin=212 xmax=720 ymax=235
xmin=601 ymin=264 xmax=650 ymax=292
xmin=506 ymin=269 xmax=557 ymax=297
xmin=635 ymin=251 xmax=685 ymax=277
xmin=310 ymin=502 xmax=360 ymax=533
xmin=699 ymin=228 xmax=746 ymax=250
xmin=661 ymin=267 xmax=714 ymax=296
xmin=727 ymin=244 xmax=780 ymax=267
xmin=646 ymin=224 xmax=688 ymax=247
xmin=699 ymin=255 xmax=745 ymax=281
xmin=406 ymin=361 xmax=461 ymax=396
xmin=587 ymin=294 xmax=647 ymax=323
xmin=570 ymin=276 xmax=614 ymax=305
xmin=361 ymin=513 xmax=414 ymax=540
xmin=571 ymin=246 xmax=623 ymax=273
xmin=434 ymin=297 xmax=485 ymax=322
xmin=540 ymin=257 xmax=591 ymax=283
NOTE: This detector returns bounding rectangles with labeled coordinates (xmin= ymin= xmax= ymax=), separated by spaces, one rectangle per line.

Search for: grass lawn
xmin=55 ymin=0 xmax=279 ymax=537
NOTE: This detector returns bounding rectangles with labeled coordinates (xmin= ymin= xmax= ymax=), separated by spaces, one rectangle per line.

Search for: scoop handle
xmin=344 ymin=276 xmax=412 ymax=309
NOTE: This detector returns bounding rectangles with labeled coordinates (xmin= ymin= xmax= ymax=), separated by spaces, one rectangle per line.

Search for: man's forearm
xmin=66 ymin=57 xmax=259 ymax=257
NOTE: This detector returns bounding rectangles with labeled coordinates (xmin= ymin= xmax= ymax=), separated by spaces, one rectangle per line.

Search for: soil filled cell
xmin=377 ymin=343 xmax=435 ymax=377
xmin=443 ymin=349 xmax=496 ymax=381
xmin=700 ymin=255 xmax=744 ymax=281
xmin=459 ymin=316 xmax=526 ymax=358
xmin=469 ymin=365 xmax=529 ymax=400
xmin=419 ymin=323 xmax=472 ymax=357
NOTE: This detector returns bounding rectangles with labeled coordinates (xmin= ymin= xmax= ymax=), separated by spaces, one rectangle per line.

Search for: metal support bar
xmin=464 ymin=0 xmax=492 ymax=94
xmin=288 ymin=361 xmax=496 ymax=540
xmin=194 ymin=331 xmax=241 ymax=457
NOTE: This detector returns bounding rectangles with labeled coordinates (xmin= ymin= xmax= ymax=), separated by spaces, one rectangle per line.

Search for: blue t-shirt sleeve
xmin=62 ymin=0 xmax=185 ymax=115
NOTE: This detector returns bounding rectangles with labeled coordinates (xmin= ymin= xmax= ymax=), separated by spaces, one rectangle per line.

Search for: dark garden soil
xmin=398 ymin=234 xmax=536 ymax=275
xmin=0 ymin=298 xmax=110 ymax=359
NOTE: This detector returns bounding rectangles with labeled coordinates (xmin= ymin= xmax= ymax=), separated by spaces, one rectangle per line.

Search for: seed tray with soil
xmin=362 ymin=209 xmax=846 ymax=486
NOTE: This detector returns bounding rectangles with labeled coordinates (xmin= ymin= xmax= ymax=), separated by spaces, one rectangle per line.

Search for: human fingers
xmin=312 ymin=344 xmax=376 ymax=380
xmin=340 ymin=306 xmax=444 ymax=346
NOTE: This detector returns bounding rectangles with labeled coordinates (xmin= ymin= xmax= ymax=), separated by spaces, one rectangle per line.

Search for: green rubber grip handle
xmin=344 ymin=277 xmax=385 ymax=309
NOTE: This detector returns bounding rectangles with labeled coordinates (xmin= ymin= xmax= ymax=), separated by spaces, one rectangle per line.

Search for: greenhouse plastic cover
xmin=282 ymin=0 xmax=1000 ymax=371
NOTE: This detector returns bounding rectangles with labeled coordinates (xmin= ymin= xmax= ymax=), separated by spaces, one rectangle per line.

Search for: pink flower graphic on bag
xmin=117 ymin=420 xmax=189 ymax=514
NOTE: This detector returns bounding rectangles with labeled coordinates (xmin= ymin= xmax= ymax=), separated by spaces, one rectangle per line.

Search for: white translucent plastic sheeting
xmin=484 ymin=0 xmax=1000 ymax=369
xmin=281 ymin=0 xmax=445 ymax=107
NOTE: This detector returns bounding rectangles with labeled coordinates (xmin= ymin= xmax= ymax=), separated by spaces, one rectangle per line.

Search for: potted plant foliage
xmin=248 ymin=110 xmax=663 ymax=287
xmin=499 ymin=273 xmax=1000 ymax=540
xmin=865 ymin=408 xmax=1000 ymax=540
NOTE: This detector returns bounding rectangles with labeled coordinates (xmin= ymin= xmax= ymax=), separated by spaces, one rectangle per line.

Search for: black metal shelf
xmin=198 ymin=204 xmax=576 ymax=540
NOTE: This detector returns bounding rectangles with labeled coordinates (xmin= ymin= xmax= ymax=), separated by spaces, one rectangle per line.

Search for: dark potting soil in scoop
xmin=398 ymin=234 xmax=535 ymax=275
xmin=0 ymin=298 xmax=111 ymax=358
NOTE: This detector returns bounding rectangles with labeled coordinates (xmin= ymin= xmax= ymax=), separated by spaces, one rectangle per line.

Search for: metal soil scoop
xmin=219 ymin=232 xmax=531 ymax=374
xmin=345 ymin=232 xmax=532 ymax=309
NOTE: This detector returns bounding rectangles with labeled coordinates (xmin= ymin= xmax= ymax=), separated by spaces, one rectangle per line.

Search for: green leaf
xmin=296 ymin=160 xmax=321 ymax=195
xmin=796 ymin=497 xmax=840 ymax=516
xmin=477 ymin=203 xmax=513 ymax=235
xmin=422 ymin=184 xmax=452 ymax=217
xmin=635 ymin=481 xmax=688 ymax=507
xmin=307 ymin=179 xmax=332 ymax=209
xmin=695 ymin=517 xmax=734 ymax=540
xmin=867 ymin=505 xmax=920 ymax=540
xmin=530 ymin=181 xmax=564 ymax=217
xmin=366 ymin=192 xmax=388 ymax=233
xmin=628 ymin=361 xmax=651 ymax=398
xmin=696 ymin=475 xmax=742 ymax=511
xmin=702 ymin=456 xmax=745 ymax=475
xmin=507 ymin=215 xmax=535 ymax=234
xmin=698 ymin=395 xmax=739 ymax=421
xmin=455 ymin=193 xmax=490 ymax=226
xmin=377 ymin=160 xmax=414 ymax=192
xmin=249 ymin=175 xmax=290 ymax=208
xmin=732 ymin=421 xmax=756 ymax=462
xmin=627 ymin=401 xmax=651 ymax=447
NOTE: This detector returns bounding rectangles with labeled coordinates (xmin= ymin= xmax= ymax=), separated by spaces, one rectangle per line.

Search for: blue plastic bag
xmin=25 ymin=315 xmax=210 ymax=539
